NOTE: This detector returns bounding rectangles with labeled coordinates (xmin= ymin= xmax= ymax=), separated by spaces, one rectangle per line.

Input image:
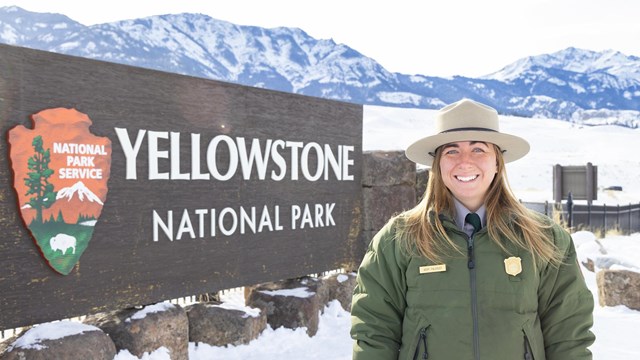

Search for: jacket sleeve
xmin=351 ymin=219 xmax=408 ymax=360
xmin=537 ymin=224 xmax=596 ymax=360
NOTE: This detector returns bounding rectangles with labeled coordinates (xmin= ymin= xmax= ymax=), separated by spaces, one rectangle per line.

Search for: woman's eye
xmin=472 ymin=147 xmax=485 ymax=153
xmin=445 ymin=149 xmax=458 ymax=155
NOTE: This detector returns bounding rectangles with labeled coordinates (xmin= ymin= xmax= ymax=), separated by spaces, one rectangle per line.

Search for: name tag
xmin=419 ymin=264 xmax=447 ymax=274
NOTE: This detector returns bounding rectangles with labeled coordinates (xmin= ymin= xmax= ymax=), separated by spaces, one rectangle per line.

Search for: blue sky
xmin=0 ymin=0 xmax=637 ymax=77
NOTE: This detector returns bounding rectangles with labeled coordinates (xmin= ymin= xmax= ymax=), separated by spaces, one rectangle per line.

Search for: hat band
xmin=441 ymin=127 xmax=498 ymax=134
xmin=429 ymin=127 xmax=503 ymax=158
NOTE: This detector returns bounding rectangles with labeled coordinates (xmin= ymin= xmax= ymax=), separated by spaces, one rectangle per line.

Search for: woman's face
xmin=439 ymin=141 xmax=497 ymax=212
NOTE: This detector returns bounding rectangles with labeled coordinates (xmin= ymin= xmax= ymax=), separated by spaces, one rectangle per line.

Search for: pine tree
xmin=56 ymin=210 xmax=64 ymax=223
xmin=24 ymin=135 xmax=57 ymax=224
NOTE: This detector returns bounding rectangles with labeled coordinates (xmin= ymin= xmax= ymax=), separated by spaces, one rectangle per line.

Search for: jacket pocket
xmin=523 ymin=330 xmax=534 ymax=360
xmin=412 ymin=325 xmax=431 ymax=360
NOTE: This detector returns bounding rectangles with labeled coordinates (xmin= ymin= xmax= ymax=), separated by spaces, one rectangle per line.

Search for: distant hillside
xmin=1 ymin=6 xmax=638 ymax=127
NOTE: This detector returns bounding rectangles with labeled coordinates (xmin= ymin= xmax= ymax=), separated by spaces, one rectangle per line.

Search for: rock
xmin=86 ymin=302 xmax=188 ymax=360
xmin=362 ymin=151 xmax=415 ymax=187
xmin=0 ymin=321 xmax=115 ymax=360
xmin=415 ymin=168 xmax=430 ymax=202
xmin=362 ymin=151 xmax=417 ymax=232
xmin=246 ymin=277 xmax=322 ymax=336
xmin=186 ymin=301 xmax=266 ymax=346
xmin=363 ymin=185 xmax=416 ymax=231
xmin=596 ymin=269 xmax=640 ymax=310
xmin=319 ymin=273 xmax=358 ymax=311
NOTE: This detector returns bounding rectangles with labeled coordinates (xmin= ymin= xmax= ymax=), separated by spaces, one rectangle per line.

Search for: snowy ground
xmin=112 ymin=232 xmax=640 ymax=360
xmin=363 ymin=105 xmax=640 ymax=204
xmin=10 ymin=231 xmax=636 ymax=359
xmin=3 ymin=105 xmax=640 ymax=358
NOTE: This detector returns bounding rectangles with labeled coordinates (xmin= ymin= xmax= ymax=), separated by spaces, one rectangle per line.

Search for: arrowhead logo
xmin=8 ymin=108 xmax=111 ymax=275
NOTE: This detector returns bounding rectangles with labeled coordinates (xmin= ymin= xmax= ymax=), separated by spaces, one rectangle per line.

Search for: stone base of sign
xmin=362 ymin=151 xmax=416 ymax=187
xmin=596 ymin=269 xmax=640 ymax=310
xmin=1 ymin=272 xmax=359 ymax=357
xmin=360 ymin=150 xmax=422 ymax=258
xmin=186 ymin=302 xmax=266 ymax=346
xmin=416 ymin=167 xmax=430 ymax=202
xmin=244 ymin=273 xmax=359 ymax=337
xmin=319 ymin=272 xmax=358 ymax=312
xmin=0 ymin=325 xmax=115 ymax=360
xmin=245 ymin=276 xmax=323 ymax=336
xmin=85 ymin=303 xmax=189 ymax=360
xmin=363 ymin=186 xmax=416 ymax=230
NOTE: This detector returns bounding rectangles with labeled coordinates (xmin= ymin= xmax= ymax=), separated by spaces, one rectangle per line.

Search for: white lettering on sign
xmin=53 ymin=142 xmax=107 ymax=155
xmin=152 ymin=204 xmax=294 ymax=242
xmin=291 ymin=203 xmax=335 ymax=230
xmin=114 ymin=128 xmax=355 ymax=182
xmin=53 ymin=142 xmax=107 ymax=179
xmin=58 ymin=168 xmax=103 ymax=179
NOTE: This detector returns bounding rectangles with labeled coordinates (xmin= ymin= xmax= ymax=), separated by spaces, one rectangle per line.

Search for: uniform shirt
xmin=453 ymin=198 xmax=486 ymax=238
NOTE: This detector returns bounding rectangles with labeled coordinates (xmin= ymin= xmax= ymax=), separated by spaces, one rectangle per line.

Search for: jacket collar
xmin=453 ymin=198 xmax=486 ymax=232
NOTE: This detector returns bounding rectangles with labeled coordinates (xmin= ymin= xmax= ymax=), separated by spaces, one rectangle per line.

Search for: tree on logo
xmin=24 ymin=135 xmax=57 ymax=224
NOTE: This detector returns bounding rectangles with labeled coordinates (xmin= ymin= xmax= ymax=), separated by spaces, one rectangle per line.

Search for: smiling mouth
xmin=455 ymin=175 xmax=478 ymax=182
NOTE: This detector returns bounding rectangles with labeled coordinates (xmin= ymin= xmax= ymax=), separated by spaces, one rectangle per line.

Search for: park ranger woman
xmin=350 ymin=99 xmax=595 ymax=359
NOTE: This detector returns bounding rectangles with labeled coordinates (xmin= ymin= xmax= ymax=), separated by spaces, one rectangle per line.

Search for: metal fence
xmin=522 ymin=201 xmax=640 ymax=235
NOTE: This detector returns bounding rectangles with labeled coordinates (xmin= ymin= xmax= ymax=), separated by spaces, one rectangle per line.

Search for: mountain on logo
xmin=49 ymin=181 xmax=105 ymax=224
xmin=57 ymin=181 xmax=104 ymax=205
xmin=19 ymin=181 xmax=105 ymax=225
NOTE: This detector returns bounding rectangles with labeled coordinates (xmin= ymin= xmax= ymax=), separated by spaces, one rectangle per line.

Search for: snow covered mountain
xmin=1 ymin=6 xmax=638 ymax=127
xmin=56 ymin=181 xmax=103 ymax=205
xmin=47 ymin=181 xmax=104 ymax=224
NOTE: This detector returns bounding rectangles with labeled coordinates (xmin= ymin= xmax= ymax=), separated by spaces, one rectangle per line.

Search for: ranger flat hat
xmin=405 ymin=99 xmax=530 ymax=166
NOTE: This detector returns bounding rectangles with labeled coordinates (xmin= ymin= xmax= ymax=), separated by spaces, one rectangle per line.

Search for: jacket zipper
xmin=412 ymin=326 xmax=430 ymax=360
xmin=467 ymin=234 xmax=480 ymax=360
xmin=524 ymin=332 xmax=534 ymax=360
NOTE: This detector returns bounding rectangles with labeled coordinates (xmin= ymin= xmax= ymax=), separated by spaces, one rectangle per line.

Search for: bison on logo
xmin=8 ymin=108 xmax=111 ymax=275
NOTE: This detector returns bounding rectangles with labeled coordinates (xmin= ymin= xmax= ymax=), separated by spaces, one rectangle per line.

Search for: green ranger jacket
xmin=351 ymin=213 xmax=595 ymax=360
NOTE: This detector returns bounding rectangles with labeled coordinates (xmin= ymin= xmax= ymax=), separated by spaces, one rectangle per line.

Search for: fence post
xmin=587 ymin=202 xmax=591 ymax=231
xmin=567 ymin=192 xmax=574 ymax=229
xmin=637 ymin=202 xmax=640 ymax=233
xmin=629 ymin=203 xmax=632 ymax=235
xmin=617 ymin=204 xmax=621 ymax=231
xmin=603 ymin=204 xmax=607 ymax=232
xmin=544 ymin=201 xmax=548 ymax=216
xmin=553 ymin=164 xmax=563 ymax=203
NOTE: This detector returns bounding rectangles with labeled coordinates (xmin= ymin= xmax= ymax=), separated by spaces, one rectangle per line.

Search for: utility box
xmin=553 ymin=163 xmax=597 ymax=204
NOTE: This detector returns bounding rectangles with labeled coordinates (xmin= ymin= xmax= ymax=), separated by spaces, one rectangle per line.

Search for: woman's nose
xmin=458 ymin=150 xmax=473 ymax=164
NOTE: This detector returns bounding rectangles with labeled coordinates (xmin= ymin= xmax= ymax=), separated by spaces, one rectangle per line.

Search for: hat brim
xmin=405 ymin=130 xmax=530 ymax=166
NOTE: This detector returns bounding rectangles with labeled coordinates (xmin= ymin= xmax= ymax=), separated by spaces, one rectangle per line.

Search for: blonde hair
xmin=397 ymin=144 xmax=563 ymax=267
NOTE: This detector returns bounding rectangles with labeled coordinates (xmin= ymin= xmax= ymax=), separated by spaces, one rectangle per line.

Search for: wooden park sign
xmin=0 ymin=44 xmax=363 ymax=330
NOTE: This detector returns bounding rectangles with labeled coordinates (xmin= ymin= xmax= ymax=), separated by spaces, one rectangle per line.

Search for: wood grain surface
xmin=0 ymin=44 xmax=363 ymax=330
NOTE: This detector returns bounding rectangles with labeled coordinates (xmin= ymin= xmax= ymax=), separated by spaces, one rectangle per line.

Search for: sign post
xmin=553 ymin=162 xmax=597 ymax=204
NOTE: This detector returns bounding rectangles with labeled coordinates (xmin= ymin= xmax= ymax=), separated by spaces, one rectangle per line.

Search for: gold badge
xmin=419 ymin=264 xmax=446 ymax=274
xmin=504 ymin=257 xmax=522 ymax=276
